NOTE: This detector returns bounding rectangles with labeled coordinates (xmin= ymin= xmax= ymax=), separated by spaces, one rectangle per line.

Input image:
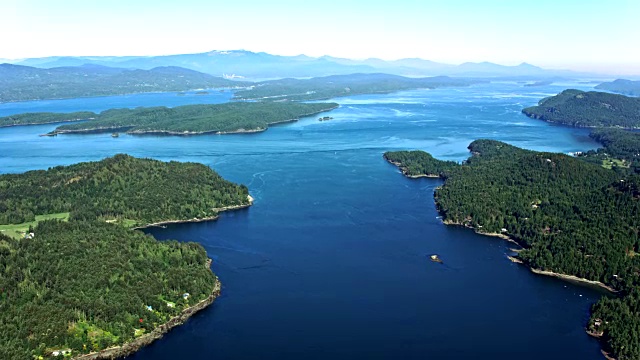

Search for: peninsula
xmin=385 ymin=140 xmax=640 ymax=360
xmin=522 ymin=89 xmax=640 ymax=128
xmin=595 ymin=79 xmax=640 ymax=97
xmin=37 ymin=102 xmax=338 ymax=136
xmin=0 ymin=155 xmax=252 ymax=358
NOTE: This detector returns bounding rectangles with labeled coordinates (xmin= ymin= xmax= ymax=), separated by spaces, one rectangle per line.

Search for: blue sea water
xmin=0 ymin=82 xmax=606 ymax=359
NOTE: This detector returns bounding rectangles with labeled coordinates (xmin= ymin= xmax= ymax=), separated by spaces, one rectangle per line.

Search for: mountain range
xmin=4 ymin=50 xmax=595 ymax=79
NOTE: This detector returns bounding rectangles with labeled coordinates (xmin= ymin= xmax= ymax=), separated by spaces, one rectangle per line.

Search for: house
xmin=182 ymin=292 xmax=190 ymax=300
xmin=146 ymin=305 xmax=153 ymax=311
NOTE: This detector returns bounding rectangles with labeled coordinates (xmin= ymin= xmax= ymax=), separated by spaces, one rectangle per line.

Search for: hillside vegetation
xmin=522 ymin=89 xmax=640 ymax=128
xmin=46 ymin=102 xmax=338 ymax=135
xmin=385 ymin=141 xmax=640 ymax=359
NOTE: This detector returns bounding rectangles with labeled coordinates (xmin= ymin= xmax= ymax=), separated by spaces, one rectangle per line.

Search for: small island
xmin=0 ymin=155 xmax=253 ymax=358
xmin=195 ymin=91 xmax=210 ymax=95
xmin=34 ymin=102 xmax=339 ymax=136
xmin=385 ymin=140 xmax=640 ymax=360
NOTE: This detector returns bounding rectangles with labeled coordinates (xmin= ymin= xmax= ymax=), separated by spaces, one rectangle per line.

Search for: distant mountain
xmin=0 ymin=63 xmax=244 ymax=103
xmin=595 ymin=79 xmax=640 ymax=96
xmin=10 ymin=50 xmax=591 ymax=79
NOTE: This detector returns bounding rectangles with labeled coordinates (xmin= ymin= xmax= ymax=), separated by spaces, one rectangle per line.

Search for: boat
xmin=430 ymin=254 xmax=443 ymax=263
xmin=111 ymin=133 xmax=119 ymax=138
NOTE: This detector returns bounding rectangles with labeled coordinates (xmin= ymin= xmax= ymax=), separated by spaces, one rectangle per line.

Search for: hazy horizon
xmin=2 ymin=0 xmax=639 ymax=75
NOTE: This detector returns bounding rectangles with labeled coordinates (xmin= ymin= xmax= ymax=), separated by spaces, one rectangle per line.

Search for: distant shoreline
xmin=0 ymin=86 xmax=245 ymax=105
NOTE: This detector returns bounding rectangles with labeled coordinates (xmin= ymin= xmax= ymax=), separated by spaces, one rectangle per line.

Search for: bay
xmin=0 ymin=82 xmax=606 ymax=359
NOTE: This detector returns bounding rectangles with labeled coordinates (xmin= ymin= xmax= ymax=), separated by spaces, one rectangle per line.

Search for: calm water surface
xmin=0 ymin=83 xmax=606 ymax=359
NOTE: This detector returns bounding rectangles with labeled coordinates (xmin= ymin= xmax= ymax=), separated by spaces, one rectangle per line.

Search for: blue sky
xmin=1 ymin=0 xmax=638 ymax=74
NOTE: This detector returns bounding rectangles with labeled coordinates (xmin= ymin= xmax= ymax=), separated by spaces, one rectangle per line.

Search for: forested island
xmin=0 ymin=155 xmax=252 ymax=358
xmin=233 ymin=73 xmax=484 ymax=101
xmin=385 ymin=140 xmax=640 ymax=359
xmin=39 ymin=102 xmax=338 ymax=136
xmin=0 ymin=63 xmax=245 ymax=103
xmin=522 ymin=89 xmax=640 ymax=128
xmin=0 ymin=111 xmax=95 ymax=127
xmin=596 ymin=79 xmax=640 ymax=97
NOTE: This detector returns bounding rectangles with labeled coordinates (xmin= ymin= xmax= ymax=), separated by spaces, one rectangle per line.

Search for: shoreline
xmin=0 ymin=86 xmax=247 ymax=106
xmin=46 ymin=105 xmax=339 ymax=137
xmin=134 ymin=195 xmax=254 ymax=230
xmin=383 ymin=157 xmax=441 ymax=179
xmin=74 ymin=276 xmax=221 ymax=360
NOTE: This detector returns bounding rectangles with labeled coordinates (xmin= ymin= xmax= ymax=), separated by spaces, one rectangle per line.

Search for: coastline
xmin=74 ymin=276 xmax=221 ymax=360
xmin=134 ymin=195 xmax=254 ymax=230
xmin=46 ymin=105 xmax=339 ymax=137
xmin=441 ymin=218 xmax=617 ymax=293
xmin=383 ymin=157 xmax=441 ymax=179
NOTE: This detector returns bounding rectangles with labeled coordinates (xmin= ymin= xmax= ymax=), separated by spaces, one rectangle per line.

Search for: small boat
xmin=430 ymin=254 xmax=443 ymax=263
xmin=111 ymin=133 xmax=119 ymax=138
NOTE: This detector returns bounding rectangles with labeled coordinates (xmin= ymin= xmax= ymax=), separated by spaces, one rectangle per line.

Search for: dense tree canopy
xmin=46 ymin=102 xmax=338 ymax=135
xmin=385 ymin=140 xmax=640 ymax=359
xmin=0 ymin=220 xmax=216 ymax=359
xmin=0 ymin=154 xmax=250 ymax=226
xmin=522 ymin=89 xmax=640 ymax=128
xmin=383 ymin=151 xmax=458 ymax=177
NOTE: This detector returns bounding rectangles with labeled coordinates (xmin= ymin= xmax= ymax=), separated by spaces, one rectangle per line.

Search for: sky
xmin=1 ymin=0 xmax=639 ymax=74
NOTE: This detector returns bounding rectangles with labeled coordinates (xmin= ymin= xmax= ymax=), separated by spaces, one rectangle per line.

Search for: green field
xmin=602 ymin=158 xmax=629 ymax=169
xmin=0 ymin=212 xmax=70 ymax=239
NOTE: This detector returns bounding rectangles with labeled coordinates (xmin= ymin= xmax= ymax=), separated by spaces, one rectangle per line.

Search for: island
xmin=595 ymin=79 xmax=640 ymax=97
xmin=385 ymin=140 xmax=640 ymax=360
xmin=34 ymin=102 xmax=338 ymax=136
xmin=233 ymin=73 xmax=485 ymax=102
xmin=522 ymin=89 xmax=640 ymax=128
xmin=523 ymin=80 xmax=553 ymax=87
xmin=0 ymin=111 xmax=95 ymax=127
xmin=0 ymin=63 xmax=246 ymax=103
xmin=0 ymin=154 xmax=252 ymax=358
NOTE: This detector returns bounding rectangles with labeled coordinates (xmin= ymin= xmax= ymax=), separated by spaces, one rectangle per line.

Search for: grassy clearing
xmin=602 ymin=158 xmax=629 ymax=169
xmin=0 ymin=212 xmax=70 ymax=239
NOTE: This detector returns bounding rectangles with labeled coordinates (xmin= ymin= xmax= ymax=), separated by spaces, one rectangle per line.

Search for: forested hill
xmin=0 ymin=154 xmax=250 ymax=226
xmin=233 ymin=73 xmax=484 ymax=101
xmin=385 ymin=141 xmax=640 ymax=359
xmin=0 ymin=221 xmax=217 ymax=359
xmin=0 ymin=63 xmax=245 ymax=102
xmin=521 ymin=89 xmax=640 ymax=128
xmin=596 ymin=79 xmax=640 ymax=97
xmin=45 ymin=102 xmax=338 ymax=135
